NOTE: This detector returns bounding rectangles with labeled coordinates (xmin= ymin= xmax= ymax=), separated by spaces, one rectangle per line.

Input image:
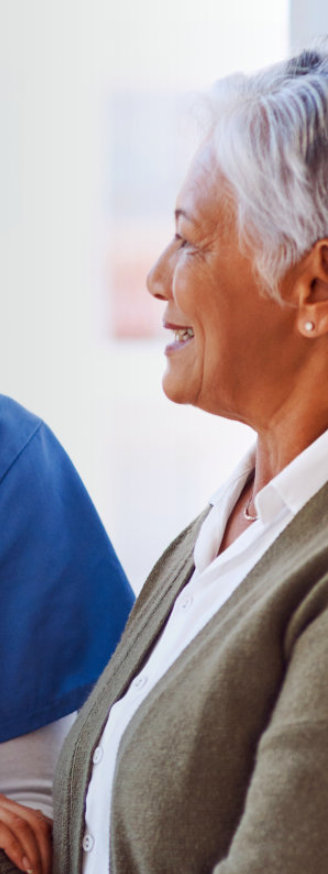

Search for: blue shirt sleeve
xmin=0 ymin=395 xmax=134 ymax=741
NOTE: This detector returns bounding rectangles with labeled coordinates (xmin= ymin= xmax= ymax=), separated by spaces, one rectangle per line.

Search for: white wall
xmin=0 ymin=1 xmax=288 ymax=590
xmin=289 ymin=0 xmax=328 ymax=50
xmin=0 ymin=2 xmax=102 ymax=466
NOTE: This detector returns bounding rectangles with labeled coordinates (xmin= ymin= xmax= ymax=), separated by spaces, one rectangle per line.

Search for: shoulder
xmin=0 ymin=394 xmax=43 ymax=483
xmin=0 ymin=395 xmax=73 ymax=494
xmin=0 ymin=393 xmax=42 ymax=435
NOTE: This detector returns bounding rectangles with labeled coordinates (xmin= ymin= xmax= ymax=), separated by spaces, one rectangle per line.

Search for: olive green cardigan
xmin=3 ymin=483 xmax=328 ymax=874
xmin=50 ymin=482 xmax=328 ymax=873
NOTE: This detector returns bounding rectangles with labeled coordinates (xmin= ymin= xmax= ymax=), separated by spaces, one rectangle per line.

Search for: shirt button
xmin=92 ymin=745 xmax=103 ymax=764
xmin=181 ymin=595 xmax=193 ymax=610
xmin=83 ymin=834 xmax=95 ymax=853
xmin=133 ymin=674 xmax=148 ymax=690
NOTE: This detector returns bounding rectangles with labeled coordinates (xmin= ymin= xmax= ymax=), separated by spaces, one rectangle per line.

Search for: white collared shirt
xmin=82 ymin=429 xmax=328 ymax=874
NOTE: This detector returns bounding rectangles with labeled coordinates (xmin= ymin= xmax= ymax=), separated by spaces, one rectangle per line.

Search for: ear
xmin=292 ymin=240 xmax=328 ymax=338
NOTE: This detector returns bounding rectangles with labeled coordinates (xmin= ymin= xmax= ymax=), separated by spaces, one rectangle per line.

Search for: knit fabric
xmin=53 ymin=483 xmax=328 ymax=874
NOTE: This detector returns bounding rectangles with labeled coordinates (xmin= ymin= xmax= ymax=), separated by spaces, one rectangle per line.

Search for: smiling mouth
xmin=163 ymin=322 xmax=195 ymax=354
xmin=173 ymin=327 xmax=194 ymax=343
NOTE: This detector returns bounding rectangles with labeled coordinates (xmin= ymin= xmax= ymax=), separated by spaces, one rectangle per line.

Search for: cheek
xmin=172 ymin=259 xmax=192 ymax=305
xmin=173 ymin=259 xmax=209 ymax=316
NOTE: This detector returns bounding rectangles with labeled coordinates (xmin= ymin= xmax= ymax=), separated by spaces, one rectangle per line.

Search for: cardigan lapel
xmin=59 ymin=479 xmax=328 ymax=874
xmin=80 ymin=508 xmax=210 ymax=731
xmin=78 ymin=477 xmax=328 ymax=736
xmin=64 ymin=509 xmax=210 ymax=874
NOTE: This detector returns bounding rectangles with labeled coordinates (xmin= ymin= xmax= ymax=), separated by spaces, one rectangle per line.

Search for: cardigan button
xmin=83 ymin=834 xmax=95 ymax=853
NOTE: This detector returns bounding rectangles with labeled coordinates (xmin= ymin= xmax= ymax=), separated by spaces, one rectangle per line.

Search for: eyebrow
xmin=174 ymin=208 xmax=195 ymax=223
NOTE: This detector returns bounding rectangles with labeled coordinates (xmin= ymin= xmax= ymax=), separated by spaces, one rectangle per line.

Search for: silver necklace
xmin=243 ymin=496 xmax=257 ymax=521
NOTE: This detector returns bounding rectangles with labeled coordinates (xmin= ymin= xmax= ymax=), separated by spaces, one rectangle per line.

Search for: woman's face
xmin=147 ymin=143 xmax=297 ymax=424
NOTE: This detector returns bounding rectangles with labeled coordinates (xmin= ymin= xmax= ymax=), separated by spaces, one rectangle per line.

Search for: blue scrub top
xmin=0 ymin=395 xmax=135 ymax=742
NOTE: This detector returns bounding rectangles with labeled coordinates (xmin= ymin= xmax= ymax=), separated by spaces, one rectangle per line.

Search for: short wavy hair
xmin=208 ymin=42 xmax=328 ymax=300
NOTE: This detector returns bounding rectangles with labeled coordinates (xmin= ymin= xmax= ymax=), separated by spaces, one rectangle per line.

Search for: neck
xmin=219 ymin=412 xmax=328 ymax=552
xmin=237 ymin=352 xmax=328 ymax=500
xmin=251 ymin=413 xmax=328 ymax=502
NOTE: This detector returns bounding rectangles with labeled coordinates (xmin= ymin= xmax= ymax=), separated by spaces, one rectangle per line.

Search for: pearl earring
xmin=304 ymin=321 xmax=315 ymax=332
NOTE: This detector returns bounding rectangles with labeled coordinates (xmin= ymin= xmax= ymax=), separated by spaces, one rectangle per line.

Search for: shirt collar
xmin=210 ymin=448 xmax=255 ymax=508
xmin=210 ymin=428 xmax=328 ymax=526
xmin=258 ymin=427 xmax=328 ymax=522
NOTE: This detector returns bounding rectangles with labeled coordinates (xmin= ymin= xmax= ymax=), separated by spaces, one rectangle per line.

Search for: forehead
xmin=175 ymin=142 xmax=235 ymax=232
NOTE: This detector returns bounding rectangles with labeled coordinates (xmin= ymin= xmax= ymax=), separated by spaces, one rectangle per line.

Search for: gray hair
xmin=207 ymin=42 xmax=328 ymax=300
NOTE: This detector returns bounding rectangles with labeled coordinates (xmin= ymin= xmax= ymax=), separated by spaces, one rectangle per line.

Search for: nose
xmin=146 ymin=245 xmax=172 ymax=301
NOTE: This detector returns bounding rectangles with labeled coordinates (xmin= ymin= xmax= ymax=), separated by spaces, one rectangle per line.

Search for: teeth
xmin=174 ymin=327 xmax=194 ymax=342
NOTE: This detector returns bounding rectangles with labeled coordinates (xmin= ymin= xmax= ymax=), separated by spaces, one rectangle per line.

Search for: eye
xmin=174 ymin=233 xmax=189 ymax=249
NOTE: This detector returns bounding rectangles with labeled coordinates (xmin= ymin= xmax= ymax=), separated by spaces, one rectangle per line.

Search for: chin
xmin=161 ymin=372 xmax=193 ymax=406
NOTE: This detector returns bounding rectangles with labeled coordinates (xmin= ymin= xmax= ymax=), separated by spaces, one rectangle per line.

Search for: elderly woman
xmin=45 ymin=43 xmax=328 ymax=874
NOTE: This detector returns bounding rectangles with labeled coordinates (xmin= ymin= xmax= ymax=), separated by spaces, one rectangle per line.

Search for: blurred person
xmin=0 ymin=394 xmax=134 ymax=874
xmin=21 ymin=41 xmax=328 ymax=874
